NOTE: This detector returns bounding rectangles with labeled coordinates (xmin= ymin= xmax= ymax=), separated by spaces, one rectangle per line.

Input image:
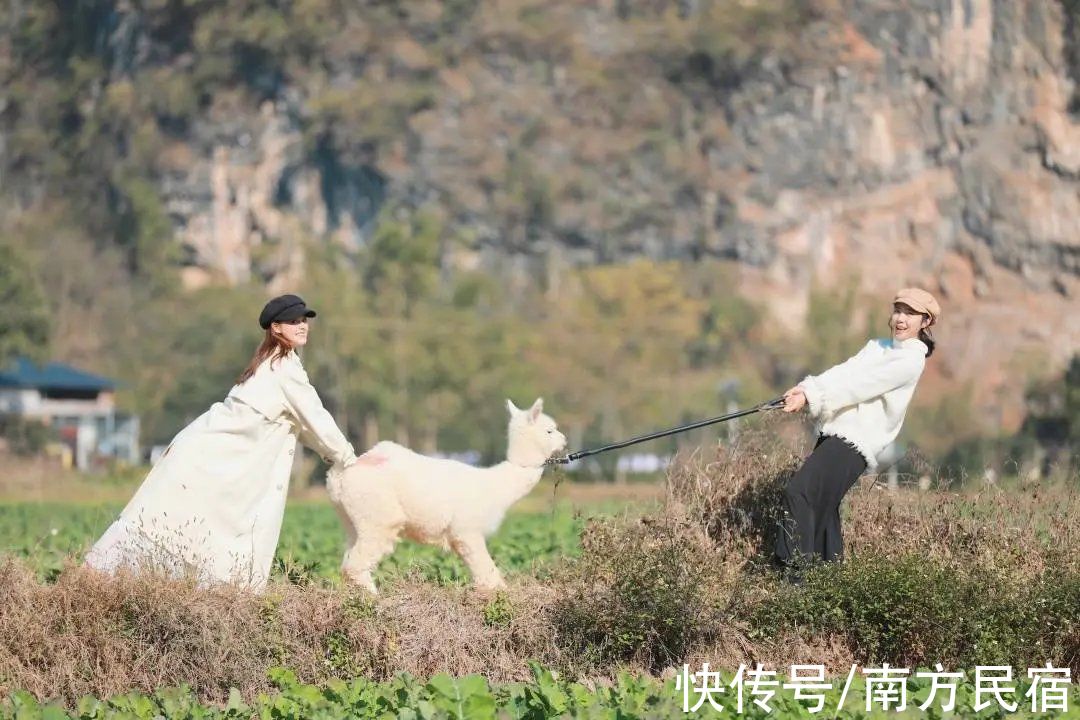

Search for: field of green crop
xmin=5 ymin=662 xmax=1078 ymax=719
xmin=0 ymin=500 xmax=588 ymax=587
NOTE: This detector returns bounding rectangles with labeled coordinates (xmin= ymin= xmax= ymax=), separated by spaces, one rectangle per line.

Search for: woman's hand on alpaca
xmin=350 ymin=451 xmax=388 ymax=467
xmin=782 ymin=386 xmax=807 ymax=413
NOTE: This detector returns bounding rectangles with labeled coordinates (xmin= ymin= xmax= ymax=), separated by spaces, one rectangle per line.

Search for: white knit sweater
xmin=797 ymin=337 xmax=928 ymax=471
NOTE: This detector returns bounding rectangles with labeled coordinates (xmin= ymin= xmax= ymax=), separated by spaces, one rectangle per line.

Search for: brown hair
xmin=919 ymin=326 xmax=936 ymax=358
xmin=237 ymin=327 xmax=295 ymax=384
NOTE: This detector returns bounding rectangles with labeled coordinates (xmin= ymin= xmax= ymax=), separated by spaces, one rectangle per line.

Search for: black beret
xmin=258 ymin=294 xmax=317 ymax=329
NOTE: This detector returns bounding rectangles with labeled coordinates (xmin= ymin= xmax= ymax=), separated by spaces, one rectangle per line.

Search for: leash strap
xmin=544 ymin=396 xmax=786 ymax=466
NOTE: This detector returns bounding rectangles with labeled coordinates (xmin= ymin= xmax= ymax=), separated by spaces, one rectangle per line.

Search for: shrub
xmin=0 ymin=415 xmax=56 ymax=456
xmin=665 ymin=423 xmax=802 ymax=559
xmin=551 ymin=514 xmax=724 ymax=674
xmin=750 ymin=551 xmax=1080 ymax=674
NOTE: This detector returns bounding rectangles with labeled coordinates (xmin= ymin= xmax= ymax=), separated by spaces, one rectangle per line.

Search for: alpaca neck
xmin=486 ymin=462 xmax=544 ymax=507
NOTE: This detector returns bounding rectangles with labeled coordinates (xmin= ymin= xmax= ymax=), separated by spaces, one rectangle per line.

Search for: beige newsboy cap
xmin=894 ymin=287 xmax=941 ymax=325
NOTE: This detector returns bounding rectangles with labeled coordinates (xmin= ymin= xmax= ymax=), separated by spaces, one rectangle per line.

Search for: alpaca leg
xmin=332 ymin=501 xmax=358 ymax=570
xmin=451 ymin=533 xmax=505 ymax=591
xmin=342 ymin=529 xmax=397 ymax=595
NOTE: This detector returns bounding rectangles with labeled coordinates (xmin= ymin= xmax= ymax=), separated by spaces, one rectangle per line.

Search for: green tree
xmin=298 ymin=240 xmax=385 ymax=451
xmin=113 ymin=174 xmax=180 ymax=293
xmin=527 ymin=260 xmax=707 ymax=478
xmin=1017 ymin=354 xmax=1080 ymax=470
xmin=301 ymin=217 xmax=534 ymax=461
xmin=0 ymin=243 xmax=51 ymax=364
xmin=798 ymin=276 xmax=876 ymax=374
xmin=107 ymin=285 xmax=262 ymax=445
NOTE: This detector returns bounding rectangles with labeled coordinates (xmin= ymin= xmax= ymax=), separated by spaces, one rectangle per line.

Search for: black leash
xmin=544 ymin=396 xmax=787 ymax=466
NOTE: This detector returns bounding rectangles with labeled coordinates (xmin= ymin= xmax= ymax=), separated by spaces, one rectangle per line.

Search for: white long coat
xmin=84 ymin=350 xmax=355 ymax=591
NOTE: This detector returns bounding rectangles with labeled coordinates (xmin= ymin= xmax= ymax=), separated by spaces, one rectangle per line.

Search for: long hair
xmin=919 ymin=326 xmax=936 ymax=358
xmin=237 ymin=328 xmax=295 ymax=384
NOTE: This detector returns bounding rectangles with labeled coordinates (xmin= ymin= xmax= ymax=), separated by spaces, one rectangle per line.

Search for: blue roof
xmin=0 ymin=357 xmax=116 ymax=392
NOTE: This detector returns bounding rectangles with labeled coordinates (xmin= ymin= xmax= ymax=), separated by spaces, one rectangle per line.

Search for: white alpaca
xmin=326 ymin=398 xmax=567 ymax=594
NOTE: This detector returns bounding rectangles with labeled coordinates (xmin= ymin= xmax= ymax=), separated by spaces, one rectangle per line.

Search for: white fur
xmin=326 ymin=398 xmax=567 ymax=594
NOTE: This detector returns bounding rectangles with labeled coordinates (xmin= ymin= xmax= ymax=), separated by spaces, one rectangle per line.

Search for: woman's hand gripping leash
xmin=780 ymin=386 xmax=807 ymax=413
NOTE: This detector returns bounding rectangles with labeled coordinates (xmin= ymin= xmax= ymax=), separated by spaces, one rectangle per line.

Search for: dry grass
xmin=665 ymin=418 xmax=804 ymax=564
xmin=842 ymin=483 xmax=1079 ymax=576
xmin=2 ymin=425 xmax=1076 ymax=704
xmin=0 ymin=560 xmax=565 ymax=705
xmin=0 ymin=456 xmax=139 ymax=505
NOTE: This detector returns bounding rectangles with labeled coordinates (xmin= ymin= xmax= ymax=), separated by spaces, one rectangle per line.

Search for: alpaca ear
xmin=506 ymin=398 xmax=521 ymax=417
xmin=527 ymin=397 xmax=544 ymax=422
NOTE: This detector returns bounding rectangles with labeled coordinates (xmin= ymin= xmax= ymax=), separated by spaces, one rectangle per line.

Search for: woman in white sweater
xmin=775 ymin=287 xmax=941 ymax=574
xmin=85 ymin=294 xmax=374 ymax=591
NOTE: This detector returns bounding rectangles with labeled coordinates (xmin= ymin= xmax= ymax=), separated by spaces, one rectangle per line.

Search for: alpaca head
xmin=505 ymin=398 xmax=566 ymax=467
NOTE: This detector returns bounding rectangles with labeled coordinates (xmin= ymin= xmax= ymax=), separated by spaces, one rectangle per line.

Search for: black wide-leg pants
xmin=774 ymin=434 xmax=868 ymax=565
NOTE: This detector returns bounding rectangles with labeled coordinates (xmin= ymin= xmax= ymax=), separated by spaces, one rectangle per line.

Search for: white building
xmin=0 ymin=357 xmax=140 ymax=470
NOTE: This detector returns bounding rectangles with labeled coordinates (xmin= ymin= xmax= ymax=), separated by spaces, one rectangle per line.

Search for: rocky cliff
xmin=5 ymin=0 xmax=1079 ymax=429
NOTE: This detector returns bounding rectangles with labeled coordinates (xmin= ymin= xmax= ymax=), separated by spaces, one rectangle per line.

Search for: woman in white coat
xmin=84 ymin=294 xmax=366 ymax=591
xmin=775 ymin=287 xmax=941 ymax=578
